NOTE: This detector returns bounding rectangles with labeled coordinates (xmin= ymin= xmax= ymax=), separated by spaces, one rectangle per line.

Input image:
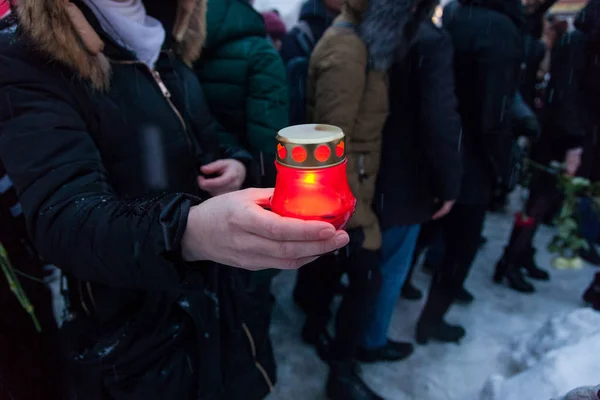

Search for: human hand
xmin=432 ymin=200 xmax=455 ymax=220
xmin=198 ymin=159 xmax=246 ymax=197
xmin=564 ymin=148 xmax=583 ymax=177
xmin=181 ymin=188 xmax=350 ymax=270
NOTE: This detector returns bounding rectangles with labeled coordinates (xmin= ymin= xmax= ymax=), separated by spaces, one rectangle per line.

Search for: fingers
xmin=200 ymin=160 xmax=228 ymax=175
xmin=241 ymin=204 xmax=338 ymax=241
xmin=231 ymin=232 xmax=348 ymax=269
xmin=238 ymin=255 xmax=321 ymax=271
xmin=432 ymin=204 xmax=451 ymax=220
xmin=198 ymin=174 xmax=234 ymax=191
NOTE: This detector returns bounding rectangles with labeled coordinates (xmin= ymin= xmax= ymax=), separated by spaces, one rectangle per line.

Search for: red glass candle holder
xmin=270 ymin=124 xmax=356 ymax=229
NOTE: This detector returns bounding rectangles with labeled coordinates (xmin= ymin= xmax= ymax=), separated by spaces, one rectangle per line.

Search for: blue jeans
xmin=361 ymin=224 xmax=420 ymax=349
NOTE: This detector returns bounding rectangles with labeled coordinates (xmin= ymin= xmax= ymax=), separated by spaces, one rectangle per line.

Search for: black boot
xmin=356 ymin=340 xmax=414 ymax=363
xmin=454 ymin=286 xmax=474 ymax=304
xmin=519 ymin=247 xmax=550 ymax=281
xmin=416 ymin=281 xmax=465 ymax=345
xmin=583 ymin=273 xmax=600 ymax=310
xmin=494 ymin=256 xmax=535 ymax=293
xmin=326 ymin=361 xmax=383 ymax=400
xmin=416 ymin=319 xmax=466 ymax=345
xmin=401 ymin=281 xmax=423 ymax=300
xmin=302 ymin=317 xmax=332 ymax=362
xmin=580 ymin=245 xmax=600 ymax=267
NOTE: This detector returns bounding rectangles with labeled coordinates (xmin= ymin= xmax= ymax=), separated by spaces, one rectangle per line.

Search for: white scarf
xmin=83 ymin=0 xmax=166 ymax=68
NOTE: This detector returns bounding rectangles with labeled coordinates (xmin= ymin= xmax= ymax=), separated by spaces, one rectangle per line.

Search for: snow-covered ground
xmin=267 ymin=192 xmax=599 ymax=400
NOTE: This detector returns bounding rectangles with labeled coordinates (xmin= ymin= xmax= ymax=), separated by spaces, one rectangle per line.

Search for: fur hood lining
xmin=16 ymin=0 xmax=207 ymax=90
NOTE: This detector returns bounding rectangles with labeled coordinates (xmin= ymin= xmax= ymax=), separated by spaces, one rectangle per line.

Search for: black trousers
xmin=294 ymin=229 xmax=381 ymax=361
xmin=420 ymin=204 xmax=487 ymax=323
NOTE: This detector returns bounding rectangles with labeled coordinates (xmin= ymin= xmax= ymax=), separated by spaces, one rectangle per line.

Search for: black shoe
xmin=506 ymin=268 xmax=536 ymax=293
xmin=326 ymin=361 xmax=383 ymax=400
xmin=583 ymin=273 xmax=600 ymax=307
xmin=494 ymin=257 xmax=536 ymax=293
xmin=302 ymin=319 xmax=332 ymax=362
xmin=580 ymin=246 xmax=600 ymax=267
xmin=422 ymin=261 xmax=436 ymax=275
xmin=356 ymin=340 xmax=414 ymax=363
xmin=401 ymin=282 xmax=423 ymax=300
xmin=520 ymin=248 xmax=550 ymax=281
xmin=479 ymin=236 xmax=488 ymax=248
xmin=416 ymin=319 xmax=465 ymax=345
xmin=455 ymin=287 xmax=474 ymax=304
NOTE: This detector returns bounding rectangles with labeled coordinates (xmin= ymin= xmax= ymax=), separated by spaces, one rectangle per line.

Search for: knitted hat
xmin=262 ymin=10 xmax=286 ymax=41
xmin=0 ymin=0 xmax=11 ymax=20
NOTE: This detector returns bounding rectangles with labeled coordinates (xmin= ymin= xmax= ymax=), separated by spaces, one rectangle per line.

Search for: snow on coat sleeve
xmin=0 ymin=59 xmax=198 ymax=291
xmin=417 ymin=26 xmax=462 ymax=202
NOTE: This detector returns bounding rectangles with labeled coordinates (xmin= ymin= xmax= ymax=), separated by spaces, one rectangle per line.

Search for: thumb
xmin=201 ymin=159 xmax=228 ymax=174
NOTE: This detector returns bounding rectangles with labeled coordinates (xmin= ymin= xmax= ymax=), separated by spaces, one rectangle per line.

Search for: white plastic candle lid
xmin=277 ymin=124 xmax=344 ymax=144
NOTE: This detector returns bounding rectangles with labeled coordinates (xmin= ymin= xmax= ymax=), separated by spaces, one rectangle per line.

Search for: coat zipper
xmin=150 ymin=69 xmax=194 ymax=151
xmin=109 ymin=59 xmax=194 ymax=153
xmin=242 ymin=323 xmax=275 ymax=392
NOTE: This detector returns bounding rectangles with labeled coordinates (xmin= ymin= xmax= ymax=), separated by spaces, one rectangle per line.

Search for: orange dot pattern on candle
xmin=277 ymin=143 xmax=287 ymax=159
xmin=291 ymin=146 xmax=307 ymax=163
xmin=335 ymin=142 xmax=345 ymax=158
xmin=314 ymin=144 xmax=331 ymax=162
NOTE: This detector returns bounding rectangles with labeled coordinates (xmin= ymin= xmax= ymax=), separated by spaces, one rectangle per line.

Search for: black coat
xmin=375 ymin=22 xmax=462 ymax=229
xmin=521 ymin=34 xmax=546 ymax=109
xmin=279 ymin=0 xmax=336 ymax=64
xmin=539 ymin=0 xmax=600 ymax=181
xmin=444 ymin=0 xmax=524 ymax=205
xmin=0 ymin=2 xmax=274 ymax=399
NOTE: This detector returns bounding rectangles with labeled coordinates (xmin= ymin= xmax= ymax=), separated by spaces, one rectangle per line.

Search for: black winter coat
xmin=0 ymin=1 xmax=274 ymax=399
xmin=444 ymin=0 xmax=524 ymax=205
xmin=279 ymin=0 xmax=337 ymax=64
xmin=375 ymin=22 xmax=462 ymax=229
xmin=539 ymin=0 xmax=600 ymax=181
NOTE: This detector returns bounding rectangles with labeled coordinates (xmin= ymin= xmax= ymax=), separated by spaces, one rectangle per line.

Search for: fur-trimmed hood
xmin=343 ymin=0 xmax=439 ymax=71
xmin=15 ymin=0 xmax=207 ymax=90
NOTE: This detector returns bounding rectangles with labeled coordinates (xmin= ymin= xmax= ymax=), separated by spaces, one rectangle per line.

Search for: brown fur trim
xmin=16 ymin=0 xmax=207 ymax=90
xmin=17 ymin=0 xmax=111 ymax=90
xmin=174 ymin=0 xmax=207 ymax=67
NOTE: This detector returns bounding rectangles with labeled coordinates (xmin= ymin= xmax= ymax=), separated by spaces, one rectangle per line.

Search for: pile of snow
xmin=511 ymin=309 xmax=600 ymax=370
xmin=480 ymin=309 xmax=600 ymax=400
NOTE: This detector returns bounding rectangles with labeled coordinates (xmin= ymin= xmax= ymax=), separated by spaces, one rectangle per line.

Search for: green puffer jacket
xmin=195 ymin=0 xmax=289 ymax=187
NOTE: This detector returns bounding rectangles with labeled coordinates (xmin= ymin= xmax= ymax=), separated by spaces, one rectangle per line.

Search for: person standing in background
xmin=279 ymin=0 xmax=342 ymax=128
xmin=195 ymin=0 xmax=289 ymax=189
xmin=358 ymin=15 xmax=462 ymax=363
xmin=493 ymin=0 xmax=599 ymax=292
xmin=262 ymin=10 xmax=287 ymax=50
xmin=297 ymin=0 xmax=435 ymax=398
xmin=280 ymin=0 xmax=342 ymax=65
xmin=416 ymin=0 xmax=525 ymax=344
